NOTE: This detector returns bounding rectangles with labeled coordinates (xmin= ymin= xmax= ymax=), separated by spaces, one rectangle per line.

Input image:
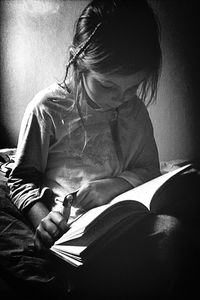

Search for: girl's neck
xmin=66 ymin=78 xmax=116 ymax=114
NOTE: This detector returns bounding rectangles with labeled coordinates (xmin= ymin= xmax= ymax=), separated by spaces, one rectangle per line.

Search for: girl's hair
xmin=62 ymin=0 xmax=162 ymax=106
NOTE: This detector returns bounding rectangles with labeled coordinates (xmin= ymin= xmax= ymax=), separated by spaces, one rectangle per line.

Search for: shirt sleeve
xmin=118 ymin=103 xmax=160 ymax=187
xmin=7 ymin=100 xmax=55 ymax=212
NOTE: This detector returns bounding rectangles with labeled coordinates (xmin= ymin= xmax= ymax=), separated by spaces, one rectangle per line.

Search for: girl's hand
xmin=73 ymin=177 xmax=132 ymax=212
xmin=34 ymin=211 xmax=69 ymax=250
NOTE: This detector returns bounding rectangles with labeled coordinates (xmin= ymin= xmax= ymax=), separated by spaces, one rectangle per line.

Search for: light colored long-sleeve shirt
xmin=8 ymin=82 xmax=160 ymax=211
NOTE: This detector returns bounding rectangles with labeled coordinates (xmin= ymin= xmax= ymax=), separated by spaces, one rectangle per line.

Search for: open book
xmin=50 ymin=163 xmax=191 ymax=267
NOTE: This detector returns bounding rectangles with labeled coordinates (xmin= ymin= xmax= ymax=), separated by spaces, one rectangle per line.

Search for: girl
xmin=6 ymin=0 xmax=185 ymax=297
xmin=8 ymin=0 xmax=161 ymax=250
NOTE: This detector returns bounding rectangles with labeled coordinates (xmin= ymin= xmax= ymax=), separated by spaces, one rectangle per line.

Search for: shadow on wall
xmin=0 ymin=0 xmax=200 ymax=161
xmin=149 ymin=0 xmax=200 ymax=161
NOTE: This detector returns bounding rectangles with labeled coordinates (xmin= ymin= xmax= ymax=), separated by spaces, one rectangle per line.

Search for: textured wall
xmin=0 ymin=0 xmax=88 ymax=147
xmin=0 ymin=0 xmax=199 ymax=161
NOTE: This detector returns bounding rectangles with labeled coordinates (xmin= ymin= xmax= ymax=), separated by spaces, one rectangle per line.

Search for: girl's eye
xmin=99 ymin=81 xmax=115 ymax=90
xmin=125 ymin=85 xmax=139 ymax=94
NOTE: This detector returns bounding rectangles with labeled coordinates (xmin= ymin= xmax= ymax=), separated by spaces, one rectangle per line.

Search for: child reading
xmin=8 ymin=0 xmax=161 ymax=250
xmin=5 ymin=0 xmax=191 ymax=298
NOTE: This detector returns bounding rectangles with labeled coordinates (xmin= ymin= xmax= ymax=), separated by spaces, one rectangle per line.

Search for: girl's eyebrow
xmin=94 ymin=75 xmax=113 ymax=84
xmin=95 ymin=76 xmax=117 ymax=87
xmin=93 ymin=72 xmax=145 ymax=89
xmin=98 ymin=77 xmax=142 ymax=91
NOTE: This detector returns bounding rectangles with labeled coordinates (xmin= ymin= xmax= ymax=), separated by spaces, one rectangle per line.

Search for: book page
xmin=52 ymin=245 xmax=86 ymax=256
xmin=111 ymin=164 xmax=191 ymax=209
xmin=53 ymin=164 xmax=191 ymax=245
xmin=51 ymin=248 xmax=83 ymax=266
xmin=55 ymin=204 xmax=111 ymax=244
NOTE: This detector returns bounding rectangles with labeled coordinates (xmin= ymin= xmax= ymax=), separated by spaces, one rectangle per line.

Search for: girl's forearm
xmin=112 ymin=177 xmax=133 ymax=196
xmin=25 ymin=201 xmax=50 ymax=230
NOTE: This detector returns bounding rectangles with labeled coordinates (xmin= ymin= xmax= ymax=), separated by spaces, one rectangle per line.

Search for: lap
xmin=70 ymin=213 xmax=198 ymax=299
xmin=0 ymin=191 xmax=199 ymax=299
xmin=0 ymin=196 xmax=70 ymax=299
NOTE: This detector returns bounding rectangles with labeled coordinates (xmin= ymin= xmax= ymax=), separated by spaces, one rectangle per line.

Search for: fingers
xmin=34 ymin=211 xmax=69 ymax=250
xmin=48 ymin=211 xmax=69 ymax=232
xmin=73 ymin=184 xmax=99 ymax=211
xmin=79 ymin=198 xmax=96 ymax=211
xmin=73 ymin=187 xmax=89 ymax=209
xmin=74 ymin=190 xmax=91 ymax=211
xmin=74 ymin=190 xmax=99 ymax=211
xmin=35 ymin=227 xmax=54 ymax=249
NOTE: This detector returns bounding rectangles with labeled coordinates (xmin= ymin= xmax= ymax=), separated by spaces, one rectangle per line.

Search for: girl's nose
xmin=111 ymin=96 xmax=123 ymax=106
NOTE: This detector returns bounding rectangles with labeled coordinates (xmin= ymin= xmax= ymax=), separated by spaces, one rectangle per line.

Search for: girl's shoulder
xmin=124 ymin=96 xmax=149 ymax=120
xmin=27 ymin=82 xmax=74 ymax=114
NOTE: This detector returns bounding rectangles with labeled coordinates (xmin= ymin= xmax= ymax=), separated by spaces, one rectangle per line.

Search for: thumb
xmin=53 ymin=193 xmax=75 ymax=223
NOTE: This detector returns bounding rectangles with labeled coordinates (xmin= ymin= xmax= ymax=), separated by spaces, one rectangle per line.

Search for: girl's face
xmin=82 ymin=69 xmax=147 ymax=110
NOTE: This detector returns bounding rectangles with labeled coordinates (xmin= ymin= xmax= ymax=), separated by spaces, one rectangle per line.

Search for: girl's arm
xmin=8 ymin=98 xmax=68 ymax=248
xmin=26 ymin=201 xmax=50 ymax=229
xmin=118 ymin=103 xmax=160 ymax=188
xmin=8 ymin=100 xmax=52 ymax=212
xmin=73 ymin=103 xmax=160 ymax=211
xmin=73 ymin=177 xmax=132 ymax=211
